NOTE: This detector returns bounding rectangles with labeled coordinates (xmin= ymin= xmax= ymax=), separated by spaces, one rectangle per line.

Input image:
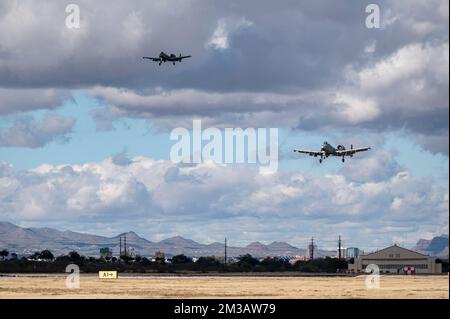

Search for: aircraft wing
xmin=336 ymin=147 xmax=371 ymax=156
xmin=293 ymin=149 xmax=323 ymax=156
xmin=142 ymin=57 xmax=160 ymax=61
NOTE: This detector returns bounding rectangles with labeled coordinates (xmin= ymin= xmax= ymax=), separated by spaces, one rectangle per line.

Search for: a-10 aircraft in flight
xmin=143 ymin=51 xmax=192 ymax=65
xmin=294 ymin=141 xmax=371 ymax=163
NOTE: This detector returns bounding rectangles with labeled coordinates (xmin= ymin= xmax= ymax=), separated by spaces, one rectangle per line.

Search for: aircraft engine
xmin=337 ymin=145 xmax=346 ymax=150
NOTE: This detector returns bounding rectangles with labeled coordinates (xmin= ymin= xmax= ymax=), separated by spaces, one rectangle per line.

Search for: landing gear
xmin=319 ymin=159 xmax=322 ymax=163
xmin=342 ymin=157 xmax=345 ymax=163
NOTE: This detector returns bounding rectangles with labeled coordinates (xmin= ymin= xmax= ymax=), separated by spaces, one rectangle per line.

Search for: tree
xmin=260 ymin=257 xmax=290 ymax=270
xmin=237 ymin=254 xmax=260 ymax=266
xmin=196 ymin=256 xmax=220 ymax=268
xmin=294 ymin=257 xmax=348 ymax=273
xmin=154 ymin=250 xmax=165 ymax=264
xmin=29 ymin=252 xmax=41 ymax=260
xmin=68 ymin=251 xmax=82 ymax=262
xmin=139 ymin=257 xmax=152 ymax=266
xmin=0 ymin=249 xmax=9 ymax=260
xmin=39 ymin=250 xmax=54 ymax=261
xmin=172 ymin=254 xmax=192 ymax=264
xmin=121 ymin=254 xmax=134 ymax=263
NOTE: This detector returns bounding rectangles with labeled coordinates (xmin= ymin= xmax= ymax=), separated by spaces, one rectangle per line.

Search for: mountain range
xmin=0 ymin=221 xmax=335 ymax=258
xmin=1 ymin=222 xmax=447 ymax=259
xmin=413 ymin=234 xmax=449 ymax=258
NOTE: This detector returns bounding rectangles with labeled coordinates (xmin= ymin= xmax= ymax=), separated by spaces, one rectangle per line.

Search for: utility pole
xmin=338 ymin=235 xmax=342 ymax=259
xmin=224 ymin=237 xmax=227 ymax=265
xmin=119 ymin=236 xmax=122 ymax=257
xmin=309 ymin=237 xmax=314 ymax=260
xmin=124 ymin=234 xmax=127 ymax=258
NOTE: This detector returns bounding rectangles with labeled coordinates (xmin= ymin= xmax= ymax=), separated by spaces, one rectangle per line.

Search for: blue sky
xmin=1 ymin=93 xmax=448 ymax=185
xmin=1 ymin=94 xmax=170 ymax=170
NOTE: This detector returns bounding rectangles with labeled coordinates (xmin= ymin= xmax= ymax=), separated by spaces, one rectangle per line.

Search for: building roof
xmin=362 ymin=244 xmax=429 ymax=259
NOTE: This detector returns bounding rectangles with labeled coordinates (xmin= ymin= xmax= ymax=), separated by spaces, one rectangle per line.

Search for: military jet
xmin=294 ymin=141 xmax=371 ymax=163
xmin=143 ymin=52 xmax=192 ymax=65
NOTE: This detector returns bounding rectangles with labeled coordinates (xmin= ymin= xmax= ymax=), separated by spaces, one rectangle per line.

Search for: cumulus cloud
xmin=0 ymin=0 xmax=448 ymax=246
xmin=0 ymin=88 xmax=70 ymax=115
xmin=0 ymin=161 xmax=13 ymax=177
xmin=112 ymin=148 xmax=133 ymax=166
xmin=0 ymin=156 xmax=447 ymax=247
xmin=206 ymin=16 xmax=253 ymax=50
xmin=0 ymin=0 xmax=448 ymax=154
xmin=343 ymin=42 xmax=449 ymax=153
xmin=0 ymin=0 xmax=215 ymax=88
xmin=339 ymin=149 xmax=402 ymax=182
xmin=414 ymin=132 xmax=450 ymax=155
xmin=0 ymin=114 xmax=75 ymax=148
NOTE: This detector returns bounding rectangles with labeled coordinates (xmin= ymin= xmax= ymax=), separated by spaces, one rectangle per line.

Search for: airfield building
xmin=346 ymin=247 xmax=361 ymax=259
xmin=348 ymin=244 xmax=442 ymax=274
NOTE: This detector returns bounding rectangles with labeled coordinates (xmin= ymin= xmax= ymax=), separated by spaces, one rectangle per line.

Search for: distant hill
xmin=0 ymin=221 xmax=339 ymax=258
xmin=413 ymin=235 xmax=449 ymax=258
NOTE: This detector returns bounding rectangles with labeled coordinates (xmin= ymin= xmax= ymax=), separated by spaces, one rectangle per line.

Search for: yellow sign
xmin=98 ymin=271 xmax=118 ymax=279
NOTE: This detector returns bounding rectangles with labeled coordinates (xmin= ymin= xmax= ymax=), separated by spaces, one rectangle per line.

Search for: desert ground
xmin=0 ymin=274 xmax=448 ymax=299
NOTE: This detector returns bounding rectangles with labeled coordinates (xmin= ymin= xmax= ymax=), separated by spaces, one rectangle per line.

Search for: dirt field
xmin=0 ymin=274 xmax=448 ymax=299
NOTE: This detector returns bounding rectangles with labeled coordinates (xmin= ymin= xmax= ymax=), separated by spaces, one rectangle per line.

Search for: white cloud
xmin=206 ymin=16 xmax=253 ymax=50
xmin=0 ymin=1 xmax=447 ymax=154
xmin=364 ymin=41 xmax=377 ymax=54
xmin=0 ymin=88 xmax=70 ymax=115
xmin=0 ymin=114 xmax=75 ymax=148
xmin=333 ymin=93 xmax=380 ymax=124
xmin=0 ymin=155 xmax=447 ymax=247
xmin=354 ymin=43 xmax=449 ymax=94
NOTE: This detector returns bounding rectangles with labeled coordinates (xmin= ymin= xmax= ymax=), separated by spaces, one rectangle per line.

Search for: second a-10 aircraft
xmin=294 ymin=141 xmax=371 ymax=163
